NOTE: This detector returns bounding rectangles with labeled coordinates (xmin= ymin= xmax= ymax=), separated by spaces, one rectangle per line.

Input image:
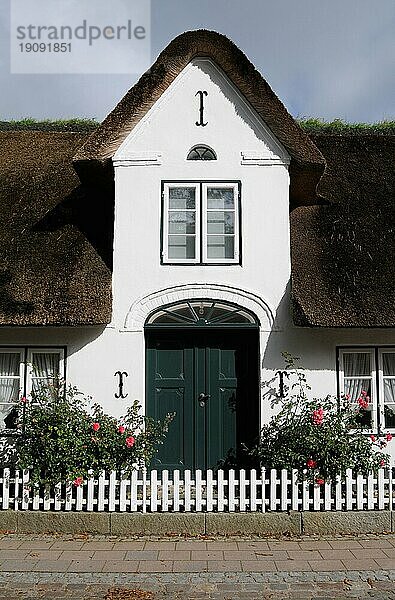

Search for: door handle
xmin=198 ymin=392 xmax=210 ymax=407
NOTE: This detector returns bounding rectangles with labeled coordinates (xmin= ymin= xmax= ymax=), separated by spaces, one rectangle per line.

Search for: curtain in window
xmin=343 ymin=352 xmax=371 ymax=401
xmin=0 ymin=353 xmax=20 ymax=404
xmin=383 ymin=353 xmax=395 ymax=428
xmin=0 ymin=353 xmax=21 ymax=429
xmin=383 ymin=353 xmax=395 ymax=402
xmin=31 ymin=353 xmax=60 ymax=397
xmin=343 ymin=352 xmax=372 ymax=429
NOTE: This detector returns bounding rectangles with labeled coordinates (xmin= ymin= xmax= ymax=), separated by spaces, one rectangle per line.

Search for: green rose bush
xmin=251 ymin=354 xmax=391 ymax=483
xmin=16 ymin=382 xmax=173 ymax=486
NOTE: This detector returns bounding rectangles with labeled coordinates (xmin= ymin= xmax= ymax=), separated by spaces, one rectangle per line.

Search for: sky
xmin=0 ymin=0 xmax=394 ymax=122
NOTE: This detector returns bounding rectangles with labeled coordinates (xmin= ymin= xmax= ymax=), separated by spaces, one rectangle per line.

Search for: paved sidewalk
xmin=0 ymin=533 xmax=394 ymax=598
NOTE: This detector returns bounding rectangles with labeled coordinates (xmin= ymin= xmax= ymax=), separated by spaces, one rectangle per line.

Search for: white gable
xmin=114 ymin=58 xmax=290 ymax=166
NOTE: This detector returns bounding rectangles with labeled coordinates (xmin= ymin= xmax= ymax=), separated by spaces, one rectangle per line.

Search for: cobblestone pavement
xmin=0 ymin=533 xmax=394 ymax=598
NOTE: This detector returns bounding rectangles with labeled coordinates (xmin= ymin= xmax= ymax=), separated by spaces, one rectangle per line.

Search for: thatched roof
xmin=291 ymin=133 xmax=395 ymax=327
xmin=1 ymin=129 xmax=392 ymax=328
xmin=0 ymin=30 xmax=393 ymax=328
xmin=74 ymin=29 xmax=325 ymax=204
xmin=0 ymin=131 xmax=113 ymax=325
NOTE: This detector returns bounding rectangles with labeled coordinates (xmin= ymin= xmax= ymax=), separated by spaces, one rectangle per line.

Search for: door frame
xmin=144 ymin=298 xmax=260 ymax=470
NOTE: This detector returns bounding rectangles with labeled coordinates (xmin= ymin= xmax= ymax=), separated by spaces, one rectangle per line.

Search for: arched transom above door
xmin=146 ymin=300 xmax=258 ymax=327
xmin=123 ymin=283 xmax=275 ymax=331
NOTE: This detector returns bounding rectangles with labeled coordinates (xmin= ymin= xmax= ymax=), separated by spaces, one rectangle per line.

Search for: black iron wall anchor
xmin=276 ymin=370 xmax=287 ymax=398
xmin=114 ymin=371 xmax=128 ymax=399
xmin=195 ymin=90 xmax=208 ymax=126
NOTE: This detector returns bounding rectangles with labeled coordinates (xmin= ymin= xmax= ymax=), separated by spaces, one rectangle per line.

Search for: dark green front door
xmin=146 ymin=330 xmax=259 ymax=470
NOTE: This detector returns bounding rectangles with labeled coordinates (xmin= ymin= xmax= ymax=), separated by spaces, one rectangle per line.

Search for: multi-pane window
xmin=338 ymin=347 xmax=395 ymax=432
xmin=162 ymin=182 xmax=240 ymax=264
xmin=0 ymin=348 xmax=64 ymax=432
xmin=187 ymin=145 xmax=217 ymax=160
xmin=380 ymin=351 xmax=395 ymax=429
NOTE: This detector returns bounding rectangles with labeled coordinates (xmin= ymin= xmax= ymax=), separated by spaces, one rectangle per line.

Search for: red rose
xmin=358 ymin=397 xmax=369 ymax=410
xmin=73 ymin=476 xmax=83 ymax=487
xmin=370 ymin=434 xmax=376 ymax=442
xmin=125 ymin=436 xmax=135 ymax=448
xmin=386 ymin=433 xmax=393 ymax=442
xmin=315 ymin=478 xmax=325 ymax=485
xmin=307 ymin=459 xmax=317 ymax=469
xmin=312 ymin=408 xmax=324 ymax=425
xmin=380 ymin=459 xmax=386 ymax=467
xmin=118 ymin=425 xmax=125 ymax=434
xmin=92 ymin=422 xmax=100 ymax=432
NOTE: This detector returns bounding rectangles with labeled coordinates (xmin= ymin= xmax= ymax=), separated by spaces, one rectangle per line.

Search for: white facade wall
xmin=1 ymin=58 xmax=394 ymax=460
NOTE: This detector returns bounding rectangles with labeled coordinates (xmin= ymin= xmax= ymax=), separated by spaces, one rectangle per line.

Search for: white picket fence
xmin=0 ymin=467 xmax=394 ymax=513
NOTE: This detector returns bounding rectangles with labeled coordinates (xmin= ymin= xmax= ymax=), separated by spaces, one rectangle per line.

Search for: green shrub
xmin=298 ymin=118 xmax=395 ymax=135
xmin=15 ymin=382 xmax=172 ymax=486
xmin=250 ymin=354 xmax=390 ymax=483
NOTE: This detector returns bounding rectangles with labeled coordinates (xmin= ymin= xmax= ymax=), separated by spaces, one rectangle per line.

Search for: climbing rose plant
xmin=15 ymin=381 xmax=173 ymax=486
xmin=250 ymin=354 xmax=390 ymax=483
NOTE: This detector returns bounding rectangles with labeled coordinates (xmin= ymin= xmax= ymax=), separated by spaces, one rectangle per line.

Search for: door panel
xmin=146 ymin=339 xmax=194 ymax=469
xmin=206 ymin=346 xmax=238 ymax=469
xmin=146 ymin=329 xmax=258 ymax=470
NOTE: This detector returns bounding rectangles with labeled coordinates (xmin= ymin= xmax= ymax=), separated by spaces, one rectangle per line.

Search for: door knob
xmin=198 ymin=392 xmax=210 ymax=407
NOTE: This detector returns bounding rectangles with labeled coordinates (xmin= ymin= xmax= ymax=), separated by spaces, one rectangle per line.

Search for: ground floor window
xmin=0 ymin=347 xmax=65 ymax=433
xmin=337 ymin=347 xmax=395 ymax=433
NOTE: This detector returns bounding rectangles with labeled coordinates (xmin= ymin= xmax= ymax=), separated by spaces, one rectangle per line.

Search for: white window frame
xmin=201 ymin=182 xmax=240 ymax=264
xmin=338 ymin=348 xmax=377 ymax=433
xmin=0 ymin=347 xmax=65 ymax=434
xmin=338 ymin=347 xmax=395 ymax=434
xmin=26 ymin=348 xmax=65 ymax=399
xmin=162 ymin=181 xmax=241 ymax=265
xmin=378 ymin=348 xmax=395 ymax=433
xmin=162 ymin=182 xmax=200 ymax=264
xmin=0 ymin=348 xmax=25 ymax=432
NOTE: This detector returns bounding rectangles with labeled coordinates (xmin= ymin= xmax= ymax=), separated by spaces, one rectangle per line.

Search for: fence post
xmin=217 ymin=470 xmax=225 ymax=512
xmin=335 ymin=475 xmax=342 ymax=511
xmin=142 ymin=467 xmax=147 ymax=513
xmin=173 ymin=470 xmax=180 ymax=512
xmin=389 ymin=467 xmax=394 ymax=512
xmin=280 ymin=469 xmax=288 ymax=511
xmin=228 ymin=469 xmax=236 ymax=512
xmin=129 ymin=470 xmax=137 ymax=512
xmin=22 ymin=469 xmax=30 ymax=510
xmin=150 ymin=470 xmax=158 ymax=512
xmin=356 ymin=473 xmax=364 ymax=510
xmin=239 ymin=469 xmax=247 ymax=512
xmin=378 ymin=468 xmax=385 ymax=510
xmin=345 ymin=469 xmax=353 ymax=511
xmin=206 ymin=469 xmax=214 ymax=512
xmin=250 ymin=469 xmax=257 ymax=512
xmin=2 ymin=468 xmax=10 ymax=510
xmin=302 ymin=479 xmax=309 ymax=512
xmin=291 ymin=469 xmax=299 ymax=512
xmin=261 ymin=468 xmax=266 ymax=513
xmin=96 ymin=472 xmax=105 ymax=512
xmin=119 ymin=471 xmax=127 ymax=512
xmin=195 ymin=470 xmax=202 ymax=512
xmin=43 ymin=484 xmax=51 ymax=511
xmin=162 ymin=470 xmax=169 ymax=512
xmin=14 ymin=469 xmax=20 ymax=511
xmin=184 ymin=470 xmax=192 ymax=512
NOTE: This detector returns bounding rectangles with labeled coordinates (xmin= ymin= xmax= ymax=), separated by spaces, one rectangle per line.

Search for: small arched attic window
xmin=187 ymin=145 xmax=217 ymax=161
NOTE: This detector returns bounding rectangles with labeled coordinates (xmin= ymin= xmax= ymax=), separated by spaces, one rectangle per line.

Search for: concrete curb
xmin=0 ymin=510 xmax=393 ymax=536
xmin=206 ymin=512 xmax=301 ymax=536
xmin=302 ymin=510 xmax=392 ymax=535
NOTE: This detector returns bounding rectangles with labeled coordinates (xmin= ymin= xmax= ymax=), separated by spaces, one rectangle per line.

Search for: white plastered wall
xmin=1 ymin=57 xmax=394 ymax=460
